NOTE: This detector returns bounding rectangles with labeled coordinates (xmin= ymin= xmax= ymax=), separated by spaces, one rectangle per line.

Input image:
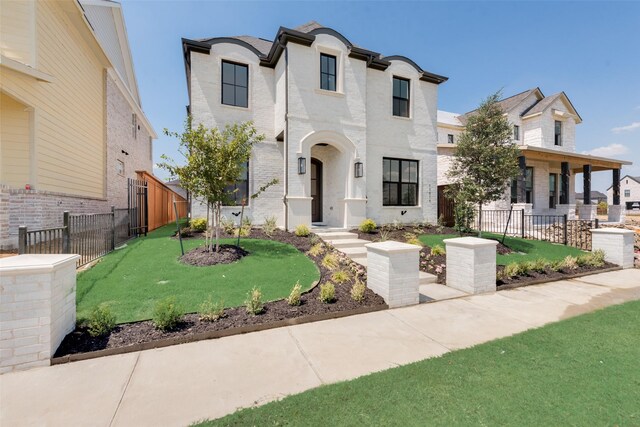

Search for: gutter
xmin=283 ymin=42 xmax=290 ymax=231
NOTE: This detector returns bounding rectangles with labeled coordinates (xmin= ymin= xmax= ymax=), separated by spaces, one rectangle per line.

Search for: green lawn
xmin=76 ymin=223 xmax=319 ymax=323
xmin=199 ymin=299 xmax=640 ymax=426
xmin=419 ymin=232 xmax=585 ymax=265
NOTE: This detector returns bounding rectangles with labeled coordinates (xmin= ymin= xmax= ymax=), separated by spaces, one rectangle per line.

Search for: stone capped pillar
xmin=607 ymin=205 xmax=626 ymax=223
xmin=444 ymin=237 xmax=498 ymax=294
xmin=579 ymin=204 xmax=597 ymax=220
xmin=591 ymin=228 xmax=635 ymax=268
xmin=365 ymin=241 xmax=420 ymax=308
xmin=556 ymin=204 xmax=577 ymax=220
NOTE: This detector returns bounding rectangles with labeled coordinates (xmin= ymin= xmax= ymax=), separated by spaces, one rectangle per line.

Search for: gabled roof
xmin=437 ymin=110 xmax=463 ymax=127
xmin=462 ymin=88 xmax=544 ymax=120
xmin=521 ymin=91 xmax=583 ymax=124
xmin=575 ymin=191 xmax=607 ymax=200
xmin=606 ymin=175 xmax=640 ymax=190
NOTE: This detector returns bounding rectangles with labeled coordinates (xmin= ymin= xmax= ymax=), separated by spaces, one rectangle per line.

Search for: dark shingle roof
xmin=294 ymin=21 xmax=324 ymax=33
xmin=463 ymin=88 xmax=540 ymax=118
xmin=575 ymin=191 xmax=607 ymax=200
xmin=521 ymin=92 xmax=562 ymax=116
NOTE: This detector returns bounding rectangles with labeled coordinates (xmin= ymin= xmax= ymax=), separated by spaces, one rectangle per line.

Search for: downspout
xmin=283 ymin=42 xmax=290 ymax=231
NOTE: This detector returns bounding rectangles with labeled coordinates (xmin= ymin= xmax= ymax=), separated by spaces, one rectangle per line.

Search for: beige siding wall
xmin=0 ymin=0 xmax=36 ymax=66
xmin=0 ymin=93 xmax=31 ymax=187
xmin=0 ymin=0 xmax=106 ymax=198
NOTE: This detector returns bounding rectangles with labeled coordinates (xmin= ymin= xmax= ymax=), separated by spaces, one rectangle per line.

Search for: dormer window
xmin=392 ymin=77 xmax=410 ymax=117
xmin=513 ymin=125 xmax=520 ymax=141
xmin=222 ymin=60 xmax=248 ymax=108
xmin=320 ymin=53 xmax=336 ymax=91
xmin=554 ymin=120 xmax=562 ymax=146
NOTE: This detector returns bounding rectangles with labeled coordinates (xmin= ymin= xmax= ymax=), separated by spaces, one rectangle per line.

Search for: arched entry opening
xmin=311 ymin=158 xmax=323 ymax=223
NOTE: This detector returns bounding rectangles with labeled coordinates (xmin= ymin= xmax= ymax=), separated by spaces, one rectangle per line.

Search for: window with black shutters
xmin=221 ymin=61 xmax=248 ymax=108
xmin=392 ymin=77 xmax=410 ymax=117
xmin=383 ymin=158 xmax=418 ymax=206
xmin=320 ymin=53 xmax=336 ymax=91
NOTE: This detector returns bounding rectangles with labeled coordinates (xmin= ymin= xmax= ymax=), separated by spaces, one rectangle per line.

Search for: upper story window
xmin=392 ymin=77 xmax=410 ymax=117
xmin=447 ymin=134 xmax=454 ymax=144
xmin=554 ymin=120 xmax=562 ymax=146
xmin=383 ymin=157 xmax=418 ymax=206
xmin=320 ymin=53 xmax=336 ymax=91
xmin=513 ymin=125 xmax=520 ymax=141
xmin=222 ymin=60 xmax=248 ymax=108
xmin=625 ymin=189 xmax=631 ymax=197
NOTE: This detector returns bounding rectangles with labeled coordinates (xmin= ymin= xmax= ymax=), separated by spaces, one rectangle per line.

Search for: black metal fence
xmin=18 ymin=206 xmax=144 ymax=267
xmin=474 ymin=209 xmax=599 ymax=250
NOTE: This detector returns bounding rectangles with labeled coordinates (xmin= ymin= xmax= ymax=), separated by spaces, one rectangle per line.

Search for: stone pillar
xmin=607 ymin=205 xmax=626 ymax=223
xmin=365 ymin=241 xmax=420 ymax=308
xmin=444 ymin=237 xmax=498 ymax=294
xmin=0 ymin=254 xmax=79 ymax=374
xmin=579 ymin=204 xmax=597 ymax=220
xmin=591 ymin=228 xmax=635 ymax=268
xmin=286 ymin=196 xmax=312 ymax=230
xmin=556 ymin=204 xmax=577 ymax=220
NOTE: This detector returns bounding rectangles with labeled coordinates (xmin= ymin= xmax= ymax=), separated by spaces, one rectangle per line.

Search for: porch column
xmin=579 ymin=164 xmax=596 ymax=220
xmin=517 ymin=156 xmax=526 ymax=203
xmin=560 ymin=161 xmax=570 ymax=204
xmin=608 ymin=168 xmax=625 ymax=222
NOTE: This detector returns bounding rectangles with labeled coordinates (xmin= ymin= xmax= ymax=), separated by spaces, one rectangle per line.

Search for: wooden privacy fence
xmin=136 ymin=171 xmax=188 ymax=231
xmin=18 ymin=207 xmax=142 ymax=267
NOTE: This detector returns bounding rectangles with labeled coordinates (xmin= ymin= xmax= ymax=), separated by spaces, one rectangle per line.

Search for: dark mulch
xmin=179 ymin=245 xmax=248 ymax=266
xmin=55 ymin=227 xmax=383 ymax=357
xmin=496 ymin=262 xmax=618 ymax=288
xmin=351 ymin=224 xmax=460 ymax=242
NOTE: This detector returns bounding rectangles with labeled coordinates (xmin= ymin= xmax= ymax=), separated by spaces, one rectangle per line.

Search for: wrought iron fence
xmin=18 ymin=226 xmax=67 ymax=255
xmin=474 ymin=209 xmax=598 ymax=250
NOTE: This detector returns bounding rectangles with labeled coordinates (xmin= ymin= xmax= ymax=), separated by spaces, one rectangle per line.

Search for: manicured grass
xmin=419 ymin=232 xmax=585 ymax=265
xmin=199 ymin=299 xmax=640 ymax=426
xmin=76 ymin=223 xmax=319 ymax=323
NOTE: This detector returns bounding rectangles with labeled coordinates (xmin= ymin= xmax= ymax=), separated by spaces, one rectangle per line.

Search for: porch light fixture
xmin=298 ymin=157 xmax=306 ymax=174
xmin=354 ymin=161 xmax=363 ymax=178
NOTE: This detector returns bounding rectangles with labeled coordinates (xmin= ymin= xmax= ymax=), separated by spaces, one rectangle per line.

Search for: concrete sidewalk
xmin=1 ymin=269 xmax=639 ymax=427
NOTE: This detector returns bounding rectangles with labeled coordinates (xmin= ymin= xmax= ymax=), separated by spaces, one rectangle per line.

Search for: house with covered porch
xmin=437 ymin=88 xmax=631 ymax=225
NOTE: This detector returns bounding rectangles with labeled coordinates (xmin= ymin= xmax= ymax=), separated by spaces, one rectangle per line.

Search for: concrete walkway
xmin=1 ymin=269 xmax=639 ymax=427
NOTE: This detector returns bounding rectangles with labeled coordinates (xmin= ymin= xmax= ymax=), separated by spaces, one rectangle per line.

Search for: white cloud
xmin=582 ymin=143 xmax=629 ymax=157
xmin=612 ymin=121 xmax=640 ymax=133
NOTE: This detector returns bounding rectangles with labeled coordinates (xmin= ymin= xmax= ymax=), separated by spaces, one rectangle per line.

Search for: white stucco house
xmin=182 ymin=21 xmax=447 ymax=230
xmin=436 ymin=88 xmax=631 ymax=224
xmin=607 ymin=175 xmax=640 ymax=212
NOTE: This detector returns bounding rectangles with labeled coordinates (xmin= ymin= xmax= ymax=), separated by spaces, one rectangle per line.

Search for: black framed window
xmin=514 ymin=125 xmax=520 ymax=141
xmin=224 ymin=162 xmax=249 ymax=206
xmin=383 ymin=158 xmax=418 ymax=206
xmin=549 ymin=173 xmax=557 ymax=208
xmin=392 ymin=77 xmax=410 ymax=117
xmin=510 ymin=178 xmax=518 ymax=204
xmin=554 ymin=120 xmax=562 ymax=146
xmin=222 ymin=60 xmax=248 ymax=108
xmin=525 ymin=167 xmax=534 ymax=204
xmin=447 ymin=134 xmax=454 ymax=144
xmin=320 ymin=53 xmax=336 ymax=91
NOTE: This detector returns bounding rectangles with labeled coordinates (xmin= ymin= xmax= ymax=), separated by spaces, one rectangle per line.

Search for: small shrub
xmin=178 ymin=226 xmax=193 ymax=237
xmin=518 ymin=261 xmax=533 ymax=276
xmin=245 ymin=287 xmax=264 ymax=315
xmin=550 ymin=259 xmax=564 ymax=272
xmin=309 ymin=234 xmax=320 ymax=245
xmin=591 ymin=249 xmax=606 ymax=267
xmin=321 ymin=253 xmax=339 ymax=270
xmin=307 ymin=243 xmax=325 ymax=257
xmin=392 ymin=219 xmax=403 ymax=231
xmin=407 ymin=238 xmax=424 ymax=247
xmin=359 ymin=218 xmax=377 ymax=233
xmin=190 ymin=217 xmax=207 ymax=232
xmin=199 ymin=296 xmax=225 ymax=322
xmin=351 ymin=279 xmax=366 ymax=302
xmin=287 ymin=281 xmax=302 ymax=306
xmin=378 ymin=230 xmax=390 ymax=242
xmin=319 ymin=282 xmax=336 ymax=303
xmin=531 ymin=258 xmax=550 ymax=273
xmin=153 ymin=297 xmax=183 ymax=331
xmin=295 ymin=224 xmax=310 ymax=237
xmin=234 ymin=226 xmax=251 ymax=237
xmin=560 ymin=255 xmax=579 ymax=271
xmin=263 ymin=216 xmax=278 ymax=236
xmin=220 ymin=216 xmax=236 ymax=234
xmin=87 ymin=304 xmax=116 ymax=337
xmin=503 ymin=262 xmax=520 ymax=279
xmin=430 ymin=244 xmax=446 ymax=256
xmin=331 ymin=270 xmax=350 ymax=284
xmin=404 ymin=232 xmax=417 ymax=241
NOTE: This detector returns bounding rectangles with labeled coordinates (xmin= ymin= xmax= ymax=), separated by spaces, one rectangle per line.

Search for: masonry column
xmin=556 ymin=161 xmax=576 ymax=219
xmin=608 ymin=168 xmax=625 ymax=222
xmin=579 ymin=164 xmax=596 ymax=220
xmin=444 ymin=237 xmax=498 ymax=294
xmin=365 ymin=241 xmax=420 ymax=308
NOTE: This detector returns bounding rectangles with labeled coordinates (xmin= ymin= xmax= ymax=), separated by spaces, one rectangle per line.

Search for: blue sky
xmin=121 ymin=0 xmax=640 ymax=192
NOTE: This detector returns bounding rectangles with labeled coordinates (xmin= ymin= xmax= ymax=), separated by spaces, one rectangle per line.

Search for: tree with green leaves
xmin=160 ymin=118 xmax=275 ymax=252
xmin=446 ymin=91 xmax=521 ymax=237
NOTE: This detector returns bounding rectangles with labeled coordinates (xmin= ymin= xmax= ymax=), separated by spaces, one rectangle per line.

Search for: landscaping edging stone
xmin=51 ymin=303 xmax=388 ymax=365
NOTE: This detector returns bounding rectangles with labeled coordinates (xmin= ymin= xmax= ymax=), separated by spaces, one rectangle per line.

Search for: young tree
xmin=446 ymin=91 xmax=521 ymax=237
xmin=160 ymin=118 xmax=267 ymax=252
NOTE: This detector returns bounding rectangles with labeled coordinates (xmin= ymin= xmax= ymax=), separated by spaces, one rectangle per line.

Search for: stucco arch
xmin=298 ymin=130 xmax=359 ymax=157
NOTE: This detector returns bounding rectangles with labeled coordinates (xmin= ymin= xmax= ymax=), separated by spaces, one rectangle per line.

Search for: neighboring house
xmin=607 ymin=175 xmax=640 ymax=211
xmin=436 ymin=88 xmax=631 ymax=223
xmin=182 ymin=21 xmax=447 ymax=229
xmin=575 ymin=191 xmax=607 ymax=205
xmin=0 ymin=0 xmax=157 ymax=249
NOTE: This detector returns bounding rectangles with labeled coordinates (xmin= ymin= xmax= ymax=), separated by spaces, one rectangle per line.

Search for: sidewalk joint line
xmin=384 ymin=310 xmax=452 ymax=352
xmin=109 ymin=352 xmax=141 ymax=427
xmin=287 ymin=328 xmax=326 ymax=385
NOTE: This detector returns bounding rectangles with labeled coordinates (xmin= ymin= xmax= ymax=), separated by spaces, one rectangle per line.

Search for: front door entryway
xmin=311 ymin=158 xmax=323 ymax=222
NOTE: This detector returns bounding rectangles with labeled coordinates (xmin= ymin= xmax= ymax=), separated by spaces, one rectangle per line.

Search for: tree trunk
xmin=478 ymin=202 xmax=483 ymax=238
xmin=214 ymin=201 xmax=221 ymax=252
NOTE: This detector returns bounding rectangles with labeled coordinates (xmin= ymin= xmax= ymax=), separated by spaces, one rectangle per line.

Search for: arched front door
xmin=311 ymin=158 xmax=323 ymax=223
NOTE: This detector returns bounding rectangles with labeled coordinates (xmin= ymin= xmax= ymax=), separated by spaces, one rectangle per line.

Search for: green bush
xmin=190 ymin=217 xmax=207 ymax=232
xmin=199 ymin=295 xmax=225 ymax=322
xmin=331 ymin=270 xmax=350 ymax=284
xmin=153 ymin=297 xmax=183 ymax=330
xmin=351 ymin=280 xmax=366 ymax=302
xmin=597 ymin=200 xmax=608 ymax=214
xmin=503 ymin=263 xmax=520 ymax=279
xmin=87 ymin=304 xmax=116 ymax=337
xmin=319 ymin=282 xmax=336 ymax=303
xmin=245 ymin=287 xmax=264 ymax=315
xmin=560 ymin=255 xmax=579 ymax=271
xmin=377 ymin=230 xmax=390 ymax=242
xmin=453 ymin=199 xmax=475 ymax=234
xmin=550 ymin=259 xmax=564 ymax=272
xmin=263 ymin=216 xmax=278 ymax=236
xmin=531 ymin=258 xmax=550 ymax=273
xmin=578 ymin=250 xmax=606 ymax=268
xmin=309 ymin=234 xmax=320 ymax=245
xmin=359 ymin=219 xmax=377 ymax=233
xmin=407 ymin=238 xmax=424 ymax=247
xmin=287 ymin=281 xmax=302 ymax=306
xmin=295 ymin=224 xmax=310 ymax=237
xmin=307 ymin=243 xmax=325 ymax=257
xmin=178 ymin=226 xmax=193 ymax=237
xmin=518 ymin=261 xmax=534 ymax=276
xmin=321 ymin=253 xmax=339 ymax=270
xmin=220 ymin=216 xmax=236 ymax=234
xmin=430 ymin=244 xmax=446 ymax=256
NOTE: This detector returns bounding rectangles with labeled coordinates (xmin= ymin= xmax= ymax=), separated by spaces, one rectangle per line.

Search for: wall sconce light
xmin=354 ymin=161 xmax=363 ymax=178
xmin=298 ymin=157 xmax=306 ymax=175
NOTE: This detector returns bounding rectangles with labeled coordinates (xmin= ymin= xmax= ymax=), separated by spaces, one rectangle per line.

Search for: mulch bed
xmin=496 ymin=262 xmax=619 ymax=288
xmin=55 ymin=228 xmax=384 ymax=358
xmin=179 ymin=244 xmax=248 ymax=266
